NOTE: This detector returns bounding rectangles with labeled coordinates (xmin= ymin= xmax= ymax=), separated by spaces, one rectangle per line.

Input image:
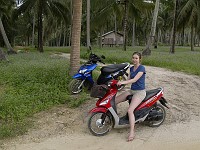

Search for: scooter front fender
xmin=89 ymin=107 xmax=107 ymax=114
xmin=72 ymin=73 xmax=85 ymax=79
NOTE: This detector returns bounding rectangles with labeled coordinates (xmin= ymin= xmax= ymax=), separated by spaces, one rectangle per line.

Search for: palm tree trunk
xmin=63 ymin=27 xmax=66 ymax=47
xmin=68 ymin=0 xmax=73 ymax=46
xmin=191 ymin=24 xmax=194 ymax=51
xmin=132 ymin=18 xmax=135 ymax=47
xmin=123 ymin=0 xmax=128 ymax=51
xmin=37 ymin=3 xmax=43 ymax=52
xmin=32 ymin=11 xmax=35 ymax=47
xmin=0 ymin=48 xmax=8 ymax=61
xmin=58 ymin=23 xmax=62 ymax=46
xmin=70 ymin=0 xmax=82 ymax=75
xmin=59 ymin=31 xmax=62 ymax=46
xmin=99 ymin=27 xmax=103 ymax=48
xmin=154 ymin=30 xmax=158 ymax=48
xmin=181 ymin=25 xmax=185 ymax=46
xmin=170 ymin=0 xmax=178 ymax=54
xmin=0 ymin=18 xmax=16 ymax=54
xmin=158 ymin=29 xmax=162 ymax=43
xmin=114 ymin=13 xmax=117 ymax=46
xmin=87 ymin=0 xmax=91 ymax=49
xmin=142 ymin=0 xmax=160 ymax=55
xmin=56 ymin=22 xmax=59 ymax=47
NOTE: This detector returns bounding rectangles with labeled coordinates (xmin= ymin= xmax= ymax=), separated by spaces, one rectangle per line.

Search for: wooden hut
xmin=101 ymin=31 xmax=123 ymax=47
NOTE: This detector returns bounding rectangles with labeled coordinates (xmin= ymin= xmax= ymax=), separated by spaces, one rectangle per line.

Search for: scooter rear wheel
xmin=68 ymin=79 xmax=83 ymax=94
xmin=147 ymin=104 xmax=166 ymax=127
xmin=88 ymin=112 xmax=113 ymax=136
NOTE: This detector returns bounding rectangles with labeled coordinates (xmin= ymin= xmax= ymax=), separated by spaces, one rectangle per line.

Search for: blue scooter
xmin=69 ymin=52 xmax=130 ymax=94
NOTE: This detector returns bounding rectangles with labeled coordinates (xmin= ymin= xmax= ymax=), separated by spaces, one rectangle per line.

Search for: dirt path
xmin=1 ymin=56 xmax=200 ymax=150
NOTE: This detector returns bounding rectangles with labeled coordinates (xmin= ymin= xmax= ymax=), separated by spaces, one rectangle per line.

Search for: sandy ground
xmin=1 ymin=54 xmax=200 ymax=150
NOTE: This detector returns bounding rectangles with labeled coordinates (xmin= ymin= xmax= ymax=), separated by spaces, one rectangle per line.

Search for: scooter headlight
xmin=100 ymin=100 xmax=109 ymax=106
xmin=79 ymin=69 xmax=87 ymax=74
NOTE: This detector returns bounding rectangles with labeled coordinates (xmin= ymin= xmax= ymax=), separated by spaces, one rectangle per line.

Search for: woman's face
xmin=132 ymin=54 xmax=140 ymax=65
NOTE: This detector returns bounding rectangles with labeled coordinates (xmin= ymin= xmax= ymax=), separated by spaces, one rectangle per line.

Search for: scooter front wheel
xmin=68 ymin=79 xmax=83 ymax=94
xmin=88 ymin=112 xmax=113 ymax=136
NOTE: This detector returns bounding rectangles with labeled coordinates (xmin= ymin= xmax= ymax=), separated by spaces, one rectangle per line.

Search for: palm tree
xmin=170 ymin=0 xmax=179 ymax=54
xmin=119 ymin=0 xmax=128 ymax=51
xmin=0 ymin=0 xmax=16 ymax=54
xmin=123 ymin=0 xmax=128 ymax=51
xmin=142 ymin=0 xmax=160 ymax=55
xmin=87 ymin=0 xmax=91 ymax=49
xmin=178 ymin=0 xmax=200 ymax=51
xmin=52 ymin=0 xmax=72 ymax=47
xmin=115 ymin=0 xmax=130 ymax=51
xmin=17 ymin=0 xmax=69 ymax=52
xmin=90 ymin=0 xmax=151 ymax=49
xmin=69 ymin=0 xmax=82 ymax=75
xmin=156 ymin=1 xmax=173 ymax=45
xmin=128 ymin=0 xmax=153 ymax=47
xmin=117 ymin=0 xmax=153 ymax=51
xmin=31 ymin=10 xmax=36 ymax=47
xmin=90 ymin=0 xmax=122 ymax=48
xmin=0 ymin=19 xmax=15 ymax=54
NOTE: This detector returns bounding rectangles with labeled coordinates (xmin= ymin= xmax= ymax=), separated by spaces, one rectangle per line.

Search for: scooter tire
xmin=68 ymin=79 xmax=83 ymax=94
xmin=88 ymin=112 xmax=113 ymax=136
xmin=147 ymin=104 xmax=166 ymax=127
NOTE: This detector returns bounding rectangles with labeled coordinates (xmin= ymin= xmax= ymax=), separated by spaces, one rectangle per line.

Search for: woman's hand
xmin=117 ymin=81 xmax=124 ymax=86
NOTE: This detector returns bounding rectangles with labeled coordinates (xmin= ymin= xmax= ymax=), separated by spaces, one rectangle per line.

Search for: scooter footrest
xmin=119 ymin=115 xmax=129 ymax=125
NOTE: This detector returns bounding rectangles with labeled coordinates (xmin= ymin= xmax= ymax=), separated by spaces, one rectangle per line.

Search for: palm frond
xmin=15 ymin=0 xmax=36 ymax=18
xmin=178 ymin=0 xmax=195 ymax=24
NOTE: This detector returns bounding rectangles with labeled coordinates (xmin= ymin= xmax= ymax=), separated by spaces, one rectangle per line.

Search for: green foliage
xmin=0 ymin=120 xmax=30 ymax=139
xmin=0 ymin=52 xmax=89 ymax=138
xmin=68 ymin=92 xmax=89 ymax=108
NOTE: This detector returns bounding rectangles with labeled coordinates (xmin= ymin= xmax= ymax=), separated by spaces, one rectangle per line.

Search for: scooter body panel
xmin=79 ymin=63 xmax=97 ymax=72
xmin=72 ymin=64 xmax=97 ymax=83
xmin=89 ymin=106 xmax=107 ymax=113
xmin=136 ymin=90 xmax=163 ymax=110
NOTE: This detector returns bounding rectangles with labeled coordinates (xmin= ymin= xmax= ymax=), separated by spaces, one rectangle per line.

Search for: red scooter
xmin=88 ymin=80 xmax=169 ymax=136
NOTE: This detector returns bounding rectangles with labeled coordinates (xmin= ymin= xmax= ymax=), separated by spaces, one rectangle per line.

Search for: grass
xmin=0 ymin=45 xmax=199 ymax=139
xmin=80 ymin=46 xmax=200 ymax=76
xmin=0 ymin=52 xmax=89 ymax=138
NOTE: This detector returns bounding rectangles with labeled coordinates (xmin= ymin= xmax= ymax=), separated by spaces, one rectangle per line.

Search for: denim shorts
xmin=128 ymin=89 xmax=146 ymax=101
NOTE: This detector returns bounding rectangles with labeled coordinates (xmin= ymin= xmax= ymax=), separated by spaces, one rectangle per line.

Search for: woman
xmin=115 ymin=52 xmax=146 ymax=142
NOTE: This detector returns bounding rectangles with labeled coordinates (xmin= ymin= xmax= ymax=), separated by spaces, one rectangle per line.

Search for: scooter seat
xmin=101 ymin=63 xmax=128 ymax=75
xmin=126 ymin=88 xmax=162 ymax=102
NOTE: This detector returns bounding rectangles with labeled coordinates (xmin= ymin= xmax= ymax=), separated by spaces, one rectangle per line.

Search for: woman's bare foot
xmin=127 ymin=132 xmax=135 ymax=142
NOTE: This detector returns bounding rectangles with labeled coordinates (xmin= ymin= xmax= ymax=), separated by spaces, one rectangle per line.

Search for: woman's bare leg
xmin=115 ymin=91 xmax=130 ymax=105
xmin=127 ymin=98 xmax=143 ymax=141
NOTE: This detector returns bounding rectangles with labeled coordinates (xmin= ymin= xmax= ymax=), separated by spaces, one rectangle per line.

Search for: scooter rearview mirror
xmin=101 ymin=55 xmax=106 ymax=59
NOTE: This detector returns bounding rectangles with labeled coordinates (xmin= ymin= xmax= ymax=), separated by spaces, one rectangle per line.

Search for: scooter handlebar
xmin=109 ymin=80 xmax=120 ymax=87
xmin=113 ymin=80 xmax=125 ymax=89
xmin=88 ymin=53 xmax=105 ymax=64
